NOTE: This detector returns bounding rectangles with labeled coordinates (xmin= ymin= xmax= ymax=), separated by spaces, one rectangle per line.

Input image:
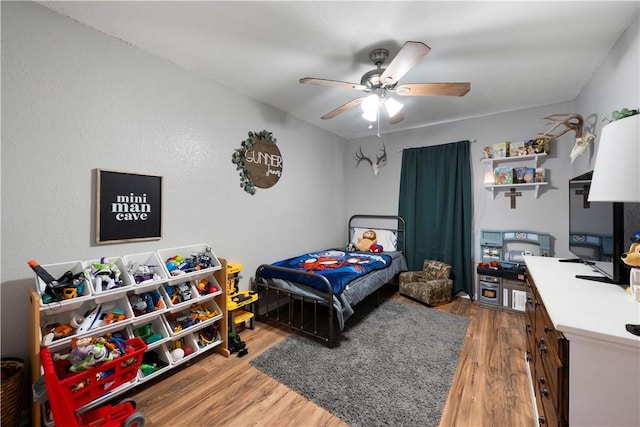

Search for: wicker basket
xmin=1 ymin=358 xmax=25 ymax=427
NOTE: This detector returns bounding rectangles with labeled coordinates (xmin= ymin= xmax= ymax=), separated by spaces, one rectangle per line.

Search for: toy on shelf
xmin=128 ymin=290 xmax=163 ymax=316
xmin=169 ymin=339 xmax=185 ymax=362
xmin=165 ymin=250 xmax=214 ymax=276
xmin=132 ymin=323 xmax=164 ymax=344
xmin=197 ymin=324 xmax=219 ymax=348
xmin=165 ymin=282 xmax=194 ymax=304
xmin=43 ymin=319 xmax=82 ymax=345
xmin=76 ymin=304 xmax=104 ymax=334
xmin=87 ymin=257 xmax=123 ymax=293
xmin=165 ymin=303 xmax=219 ymax=333
xmin=104 ymin=309 xmax=125 ymax=324
xmin=128 ymin=262 xmax=161 ymax=284
xmin=196 ymin=278 xmax=218 ymax=295
xmin=139 ymin=349 xmax=169 ymax=377
xmin=28 ymin=260 xmax=88 ymax=303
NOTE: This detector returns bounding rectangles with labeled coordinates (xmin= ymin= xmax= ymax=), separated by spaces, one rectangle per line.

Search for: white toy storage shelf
xmin=28 ymin=245 xmax=230 ymax=426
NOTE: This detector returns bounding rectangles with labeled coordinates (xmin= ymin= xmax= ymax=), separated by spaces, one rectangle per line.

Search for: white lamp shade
xmin=362 ymin=110 xmax=377 ymax=122
xmin=361 ymin=94 xmax=379 ymax=113
xmin=384 ymin=97 xmax=404 ymax=118
xmin=588 ymin=114 xmax=640 ymax=202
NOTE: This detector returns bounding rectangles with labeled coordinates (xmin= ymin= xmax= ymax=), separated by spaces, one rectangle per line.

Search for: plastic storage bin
xmin=160 ymin=280 xmax=199 ymax=310
xmin=157 ymin=244 xmax=222 ymax=278
xmin=163 ymin=299 xmax=222 ymax=338
xmin=129 ymin=316 xmax=169 ymax=350
xmin=32 ymin=260 xmax=92 ymax=307
xmin=123 ymin=252 xmax=169 ymax=291
xmin=83 ymin=257 xmax=134 ymax=296
xmin=40 ymin=296 xmax=134 ymax=351
xmin=127 ymin=287 xmax=167 ymax=322
xmin=137 ymin=344 xmax=172 ymax=383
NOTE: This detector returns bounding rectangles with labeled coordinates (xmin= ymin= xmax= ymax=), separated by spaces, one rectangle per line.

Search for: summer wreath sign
xmin=231 ymin=130 xmax=283 ymax=195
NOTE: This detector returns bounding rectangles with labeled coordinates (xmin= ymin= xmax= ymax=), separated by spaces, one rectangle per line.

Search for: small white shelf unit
xmin=482 ymin=153 xmax=548 ymax=199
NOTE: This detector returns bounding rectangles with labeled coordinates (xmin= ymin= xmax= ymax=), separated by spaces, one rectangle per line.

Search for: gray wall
xmin=1 ymin=2 xmax=638 ymax=367
xmin=1 ymin=2 xmax=348 ymax=361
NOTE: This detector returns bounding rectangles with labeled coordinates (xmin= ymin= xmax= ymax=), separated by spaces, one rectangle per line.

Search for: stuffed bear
xmin=357 ymin=229 xmax=377 ymax=252
xmin=621 ymin=231 xmax=640 ymax=301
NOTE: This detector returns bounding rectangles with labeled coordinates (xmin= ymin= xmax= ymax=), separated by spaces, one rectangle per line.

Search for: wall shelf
xmin=481 ymin=152 xmax=547 ymax=168
xmin=484 ymin=182 xmax=548 ymax=199
xmin=483 ymin=152 xmax=548 ymax=199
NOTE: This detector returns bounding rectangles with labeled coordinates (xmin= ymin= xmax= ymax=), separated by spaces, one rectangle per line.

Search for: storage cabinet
xmin=29 ymin=247 xmax=230 ymax=426
xmin=526 ymin=272 xmax=569 ymax=426
xmin=483 ymin=153 xmax=548 ymax=199
xmin=524 ymin=256 xmax=640 ymax=427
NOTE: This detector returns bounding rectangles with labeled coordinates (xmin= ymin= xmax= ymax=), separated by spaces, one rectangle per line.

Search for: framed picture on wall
xmin=96 ymin=169 xmax=162 ymax=244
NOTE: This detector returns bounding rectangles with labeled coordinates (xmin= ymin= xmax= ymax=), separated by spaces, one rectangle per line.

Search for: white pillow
xmin=351 ymin=228 xmax=397 ymax=251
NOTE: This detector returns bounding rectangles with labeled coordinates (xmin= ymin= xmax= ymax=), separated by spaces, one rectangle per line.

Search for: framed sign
xmin=96 ymin=169 xmax=162 ymax=244
xmin=231 ymin=130 xmax=283 ymax=195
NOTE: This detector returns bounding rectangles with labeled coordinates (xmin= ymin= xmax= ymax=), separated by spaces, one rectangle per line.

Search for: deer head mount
xmin=537 ymin=113 xmax=596 ymax=163
xmin=355 ymin=144 xmax=387 ymax=177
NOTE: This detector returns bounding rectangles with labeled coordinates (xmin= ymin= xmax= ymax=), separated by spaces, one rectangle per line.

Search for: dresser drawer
xmin=534 ymin=357 xmax=560 ymax=426
xmin=527 ymin=270 xmax=569 ymax=427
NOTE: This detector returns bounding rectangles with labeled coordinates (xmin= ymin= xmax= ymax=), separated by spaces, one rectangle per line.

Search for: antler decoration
xmin=537 ymin=113 xmax=596 ymax=163
xmin=355 ymin=144 xmax=388 ymax=177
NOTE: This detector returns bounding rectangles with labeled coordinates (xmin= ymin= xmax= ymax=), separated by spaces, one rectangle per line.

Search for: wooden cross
xmin=505 ymin=187 xmax=522 ymax=209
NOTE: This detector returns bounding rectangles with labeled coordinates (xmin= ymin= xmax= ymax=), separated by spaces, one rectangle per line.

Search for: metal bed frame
xmin=253 ymin=214 xmax=406 ymax=348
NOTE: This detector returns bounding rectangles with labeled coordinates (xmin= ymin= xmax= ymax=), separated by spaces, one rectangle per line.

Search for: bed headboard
xmin=348 ymin=214 xmax=406 ymax=254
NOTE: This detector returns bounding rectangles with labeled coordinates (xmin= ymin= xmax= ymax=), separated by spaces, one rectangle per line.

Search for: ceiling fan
xmin=300 ymin=41 xmax=470 ymax=124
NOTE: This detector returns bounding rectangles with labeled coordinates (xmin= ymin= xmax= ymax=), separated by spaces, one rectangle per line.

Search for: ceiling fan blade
xmin=321 ymin=97 xmax=365 ymax=120
xmin=380 ymin=102 xmax=404 ymax=125
xmin=395 ymin=82 xmax=471 ymax=97
xmin=379 ymin=41 xmax=431 ymax=87
xmin=300 ymin=77 xmax=367 ymax=91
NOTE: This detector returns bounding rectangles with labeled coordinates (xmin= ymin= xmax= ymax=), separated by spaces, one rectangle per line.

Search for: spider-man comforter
xmin=261 ymin=249 xmax=392 ymax=295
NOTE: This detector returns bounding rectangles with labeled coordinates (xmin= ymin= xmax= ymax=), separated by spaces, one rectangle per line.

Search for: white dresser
xmin=524 ymin=256 xmax=640 ymax=426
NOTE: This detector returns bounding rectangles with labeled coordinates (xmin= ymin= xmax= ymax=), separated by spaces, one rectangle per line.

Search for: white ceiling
xmin=38 ymin=1 xmax=640 ymax=140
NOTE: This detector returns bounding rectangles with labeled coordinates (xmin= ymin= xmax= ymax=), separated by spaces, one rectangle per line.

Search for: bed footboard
xmin=254 ymin=264 xmax=336 ymax=348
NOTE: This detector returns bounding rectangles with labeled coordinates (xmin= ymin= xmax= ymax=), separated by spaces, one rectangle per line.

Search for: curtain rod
xmin=396 ymin=139 xmax=476 ymax=152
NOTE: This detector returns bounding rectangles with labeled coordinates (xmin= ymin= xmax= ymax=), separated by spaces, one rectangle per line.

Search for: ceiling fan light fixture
xmin=361 ymin=94 xmax=379 ymax=113
xmin=362 ymin=110 xmax=377 ymax=122
xmin=361 ymin=94 xmax=379 ymax=122
xmin=384 ymin=97 xmax=403 ymax=118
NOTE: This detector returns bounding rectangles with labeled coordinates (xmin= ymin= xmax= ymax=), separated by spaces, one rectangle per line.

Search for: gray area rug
xmin=250 ymin=299 xmax=469 ymax=427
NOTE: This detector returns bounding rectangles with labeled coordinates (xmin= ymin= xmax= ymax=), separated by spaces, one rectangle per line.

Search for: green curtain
xmin=398 ymin=140 xmax=473 ymax=297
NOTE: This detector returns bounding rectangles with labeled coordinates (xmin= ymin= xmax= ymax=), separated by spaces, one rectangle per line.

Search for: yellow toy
xmin=621 ymin=232 xmax=640 ymax=301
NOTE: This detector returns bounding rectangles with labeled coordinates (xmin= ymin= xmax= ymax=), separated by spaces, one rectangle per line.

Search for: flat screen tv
xmin=568 ymin=171 xmax=640 ymax=285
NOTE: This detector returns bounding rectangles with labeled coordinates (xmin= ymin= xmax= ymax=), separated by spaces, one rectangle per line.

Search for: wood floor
xmin=124 ymin=285 xmax=534 ymax=426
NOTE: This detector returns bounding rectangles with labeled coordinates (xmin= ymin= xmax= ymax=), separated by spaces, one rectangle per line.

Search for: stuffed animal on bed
xmin=357 ymin=230 xmax=377 ymax=252
xmin=370 ymin=244 xmax=383 ymax=253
